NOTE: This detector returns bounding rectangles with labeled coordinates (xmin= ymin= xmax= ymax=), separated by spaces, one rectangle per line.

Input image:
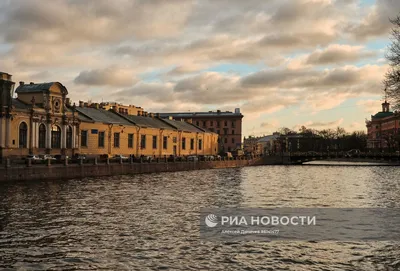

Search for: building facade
xmin=0 ymin=72 xmax=218 ymax=160
xmin=0 ymin=73 xmax=79 ymax=160
xmin=366 ymin=101 xmax=400 ymax=151
xmin=159 ymin=109 xmax=243 ymax=153
xmin=76 ymin=104 xmax=218 ymax=157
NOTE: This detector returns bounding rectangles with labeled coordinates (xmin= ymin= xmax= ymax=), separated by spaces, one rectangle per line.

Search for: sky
xmin=1 ymin=0 xmax=399 ymax=137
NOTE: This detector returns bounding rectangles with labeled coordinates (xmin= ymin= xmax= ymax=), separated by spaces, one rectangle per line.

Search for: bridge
xmin=263 ymin=152 xmax=400 ymax=165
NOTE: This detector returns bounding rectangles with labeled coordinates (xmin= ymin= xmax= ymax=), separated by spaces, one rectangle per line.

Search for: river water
xmin=0 ymin=164 xmax=399 ymax=270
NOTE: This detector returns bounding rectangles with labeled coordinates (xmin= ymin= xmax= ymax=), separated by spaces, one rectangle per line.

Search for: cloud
xmin=345 ymin=0 xmax=400 ymax=40
xmin=304 ymin=44 xmax=376 ymax=65
xmin=74 ymin=67 xmax=137 ymax=87
xmin=260 ymin=120 xmax=280 ymax=129
xmin=294 ymin=118 xmax=344 ymax=130
xmin=0 ymin=0 xmax=193 ymax=44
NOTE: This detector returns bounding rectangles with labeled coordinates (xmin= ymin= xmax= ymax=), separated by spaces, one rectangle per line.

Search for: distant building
xmin=98 ymin=102 xmax=143 ymax=116
xmin=366 ymin=101 xmax=400 ymax=151
xmin=159 ymin=108 xmax=243 ymax=153
xmin=257 ymin=133 xmax=280 ymax=154
xmin=243 ymin=136 xmax=263 ymax=155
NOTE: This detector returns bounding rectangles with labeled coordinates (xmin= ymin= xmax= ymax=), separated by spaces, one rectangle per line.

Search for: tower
xmin=382 ymin=87 xmax=390 ymax=113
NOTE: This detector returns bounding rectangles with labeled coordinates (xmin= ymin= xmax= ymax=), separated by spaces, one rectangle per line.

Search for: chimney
xmin=156 ymin=113 xmax=160 ymax=118
xmin=217 ymin=110 xmax=221 ymax=113
xmin=144 ymin=111 xmax=148 ymax=117
xmin=137 ymin=111 xmax=141 ymax=116
xmin=149 ymin=113 xmax=154 ymax=118
xmin=84 ymin=102 xmax=88 ymax=107
xmin=19 ymin=81 xmax=24 ymax=86
xmin=79 ymin=100 xmax=84 ymax=107
xmin=30 ymin=82 xmax=34 ymax=85
xmin=186 ymin=118 xmax=193 ymax=124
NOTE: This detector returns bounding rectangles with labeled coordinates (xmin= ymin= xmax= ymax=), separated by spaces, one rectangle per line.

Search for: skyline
xmin=1 ymin=0 xmax=399 ymax=137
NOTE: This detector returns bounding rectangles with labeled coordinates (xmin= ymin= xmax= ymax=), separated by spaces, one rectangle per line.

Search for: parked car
xmin=207 ymin=155 xmax=215 ymax=161
xmin=72 ymin=154 xmax=86 ymax=162
xmin=187 ymin=155 xmax=199 ymax=162
xmin=25 ymin=155 xmax=42 ymax=163
xmin=54 ymin=154 xmax=69 ymax=161
xmin=39 ymin=154 xmax=56 ymax=160
xmin=113 ymin=154 xmax=129 ymax=161
xmin=25 ymin=155 xmax=42 ymax=161
xmin=141 ymin=155 xmax=154 ymax=162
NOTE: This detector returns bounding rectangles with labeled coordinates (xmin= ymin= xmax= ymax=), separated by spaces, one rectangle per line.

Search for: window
xmin=163 ymin=136 xmax=168 ymax=149
xmin=217 ymin=121 xmax=220 ymax=127
xmin=81 ymin=130 xmax=88 ymax=147
xmin=224 ymin=138 xmax=228 ymax=143
xmin=232 ymin=138 xmax=235 ymax=144
xmin=152 ymin=135 xmax=157 ymax=149
xmin=19 ymin=122 xmax=28 ymax=148
xmin=196 ymin=121 xmax=199 ymax=126
xmin=224 ymin=128 xmax=228 ymax=135
xmin=141 ymin=135 xmax=146 ymax=149
xmin=203 ymin=121 xmax=206 ymax=127
xmin=224 ymin=120 xmax=228 ymax=126
xmin=232 ymin=121 xmax=235 ymax=128
xmin=198 ymin=139 xmax=202 ymax=150
xmin=114 ymin=132 xmax=120 ymax=148
xmin=128 ymin=133 xmax=134 ymax=148
xmin=217 ymin=130 xmax=220 ymax=135
xmin=39 ymin=124 xmax=46 ymax=148
xmin=232 ymin=130 xmax=235 ymax=135
xmin=173 ymin=137 xmax=177 ymax=143
xmin=66 ymin=126 xmax=73 ymax=148
xmin=190 ymin=138 xmax=194 ymax=150
xmin=98 ymin=131 xmax=105 ymax=148
xmin=209 ymin=128 xmax=214 ymax=132
xmin=51 ymin=125 xmax=61 ymax=148
xmin=182 ymin=137 xmax=186 ymax=150
xmin=210 ymin=121 xmax=213 ymax=126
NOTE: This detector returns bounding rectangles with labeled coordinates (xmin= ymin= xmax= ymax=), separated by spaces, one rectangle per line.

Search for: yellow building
xmin=0 ymin=72 xmax=218 ymax=160
xmin=75 ymin=104 xmax=218 ymax=157
xmin=0 ymin=73 xmax=79 ymax=159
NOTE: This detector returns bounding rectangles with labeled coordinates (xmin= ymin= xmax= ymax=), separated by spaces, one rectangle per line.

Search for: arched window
xmin=39 ymin=124 xmax=46 ymax=148
xmin=66 ymin=125 xmax=73 ymax=148
xmin=51 ymin=125 xmax=61 ymax=149
xmin=19 ymin=122 xmax=28 ymax=148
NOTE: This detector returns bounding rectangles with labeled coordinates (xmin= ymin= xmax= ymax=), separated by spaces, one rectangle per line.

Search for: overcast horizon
xmin=1 ymin=0 xmax=399 ymax=137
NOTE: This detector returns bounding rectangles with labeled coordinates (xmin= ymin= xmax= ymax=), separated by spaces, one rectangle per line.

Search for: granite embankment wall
xmin=0 ymin=158 xmax=264 ymax=182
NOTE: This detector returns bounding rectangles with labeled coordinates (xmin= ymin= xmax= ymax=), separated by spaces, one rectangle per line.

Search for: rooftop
xmin=15 ymin=82 xmax=68 ymax=94
xmin=372 ymin=111 xmax=394 ymax=119
xmin=162 ymin=118 xmax=205 ymax=133
xmin=159 ymin=109 xmax=243 ymax=118
xmin=75 ymin=107 xmax=133 ymax=125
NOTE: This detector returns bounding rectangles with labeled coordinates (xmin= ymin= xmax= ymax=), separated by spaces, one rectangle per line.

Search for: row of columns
xmin=0 ymin=117 xmax=11 ymax=148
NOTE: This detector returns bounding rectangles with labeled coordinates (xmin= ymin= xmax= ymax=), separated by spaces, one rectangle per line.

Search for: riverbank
xmin=0 ymin=158 xmax=264 ymax=183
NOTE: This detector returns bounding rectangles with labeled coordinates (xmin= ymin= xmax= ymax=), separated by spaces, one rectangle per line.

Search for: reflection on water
xmin=0 ymin=166 xmax=399 ymax=270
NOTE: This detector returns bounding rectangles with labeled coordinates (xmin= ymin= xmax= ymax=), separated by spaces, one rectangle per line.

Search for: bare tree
xmin=384 ymin=14 xmax=400 ymax=109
